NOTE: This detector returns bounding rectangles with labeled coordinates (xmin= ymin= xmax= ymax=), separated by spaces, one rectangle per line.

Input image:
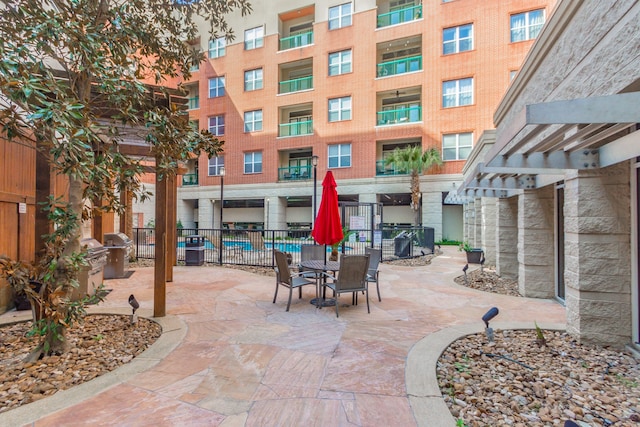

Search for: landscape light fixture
xmin=128 ymin=294 xmax=140 ymax=324
xmin=482 ymin=307 xmax=499 ymax=342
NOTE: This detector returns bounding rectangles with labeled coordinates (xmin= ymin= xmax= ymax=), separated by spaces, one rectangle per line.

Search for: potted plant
xmin=329 ymin=227 xmax=356 ymax=261
xmin=459 ymin=242 xmax=483 ymax=264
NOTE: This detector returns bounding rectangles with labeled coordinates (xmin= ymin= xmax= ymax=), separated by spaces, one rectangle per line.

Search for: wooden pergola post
xmin=154 ymin=170 xmax=168 ymax=317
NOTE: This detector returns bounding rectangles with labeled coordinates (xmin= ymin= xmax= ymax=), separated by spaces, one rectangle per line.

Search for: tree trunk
xmin=410 ymin=172 xmax=421 ymax=225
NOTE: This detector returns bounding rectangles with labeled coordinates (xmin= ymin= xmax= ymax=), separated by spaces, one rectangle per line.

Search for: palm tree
xmin=384 ymin=145 xmax=442 ymax=225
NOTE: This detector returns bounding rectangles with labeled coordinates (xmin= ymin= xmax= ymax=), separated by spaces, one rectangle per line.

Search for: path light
xmin=480 ymin=253 xmax=486 ymax=273
xmin=462 ymin=263 xmax=469 ymax=284
xmin=482 ymin=307 xmax=499 ymax=341
xmin=128 ymin=294 xmax=140 ymax=324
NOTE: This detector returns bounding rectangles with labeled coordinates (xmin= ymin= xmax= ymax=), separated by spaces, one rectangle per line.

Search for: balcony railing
xmin=188 ymin=96 xmax=199 ymax=110
xmin=279 ymin=76 xmax=313 ymax=94
xmin=182 ymin=173 xmax=198 ymax=186
xmin=377 ymin=4 xmax=422 ymax=28
xmin=279 ymin=31 xmax=313 ymax=50
xmin=377 ymin=55 xmax=422 ymax=77
xmin=278 ymin=165 xmax=312 ymax=181
xmin=279 ymin=120 xmax=313 ymax=137
xmin=376 ymin=160 xmax=408 ymax=176
xmin=377 ymin=106 xmax=421 ymax=125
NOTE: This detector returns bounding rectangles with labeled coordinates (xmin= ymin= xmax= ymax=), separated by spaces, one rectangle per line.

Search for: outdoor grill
xmin=73 ymin=238 xmax=108 ymax=300
xmin=103 ymin=232 xmax=133 ymax=279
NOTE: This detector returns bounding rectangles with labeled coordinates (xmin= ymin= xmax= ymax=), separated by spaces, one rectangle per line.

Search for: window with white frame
xmin=244 ymin=26 xmax=264 ymax=50
xmin=442 ymin=132 xmax=473 ymax=161
xmin=208 ymin=77 xmax=225 ymax=98
xmin=244 ymin=110 xmax=263 ymax=132
xmin=442 ymin=77 xmax=473 ymax=108
xmin=244 ymin=151 xmax=262 ymax=174
xmin=244 ymin=68 xmax=263 ymax=91
xmin=208 ymin=37 xmax=226 ymax=58
xmin=208 ymin=156 xmax=225 ymax=176
xmin=328 ymin=143 xmax=351 ymax=168
xmin=510 ymin=9 xmax=545 ymax=42
xmin=329 ymin=3 xmax=352 ymax=30
xmin=328 ymin=49 xmax=352 ymax=76
xmin=208 ymin=115 xmax=224 ymax=136
xmin=443 ymin=23 xmax=473 ymax=55
xmin=328 ymin=96 xmax=352 ymax=122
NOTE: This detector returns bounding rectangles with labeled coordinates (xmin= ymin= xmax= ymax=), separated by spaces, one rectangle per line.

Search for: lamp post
xmin=265 ymin=197 xmax=269 ymax=231
xmin=219 ymin=166 xmax=225 ymax=264
xmin=312 ymin=155 xmax=318 ymax=231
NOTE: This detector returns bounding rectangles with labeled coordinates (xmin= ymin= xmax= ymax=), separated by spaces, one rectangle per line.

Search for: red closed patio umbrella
xmin=312 ymin=171 xmax=343 ymax=261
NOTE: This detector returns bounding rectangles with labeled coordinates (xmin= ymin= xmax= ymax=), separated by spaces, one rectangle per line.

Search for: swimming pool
xmin=177 ymin=241 xmax=347 ymax=253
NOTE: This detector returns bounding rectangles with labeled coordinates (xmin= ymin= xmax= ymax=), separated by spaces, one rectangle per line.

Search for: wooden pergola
xmin=35 ymin=84 xmax=186 ymax=318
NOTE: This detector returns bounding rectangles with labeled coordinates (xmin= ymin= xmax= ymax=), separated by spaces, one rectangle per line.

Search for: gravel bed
xmin=0 ymin=314 xmax=161 ymax=413
xmin=437 ymin=329 xmax=640 ymax=426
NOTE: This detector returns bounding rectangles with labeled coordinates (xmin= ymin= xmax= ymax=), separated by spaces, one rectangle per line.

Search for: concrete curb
xmin=406 ymin=321 xmax=566 ymax=427
xmin=0 ymin=307 xmax=186 ymax=426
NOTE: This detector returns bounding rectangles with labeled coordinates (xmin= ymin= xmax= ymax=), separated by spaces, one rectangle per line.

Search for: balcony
xmin=377 ymin=105 xmax=422 ymax=126
xmin=278 ymin=165 xmax=312 ymax=181
xmin=377 ymin=4 xmax=422 ymax=28
xmin=279 ymin=76 xmax=313 ymax=94
xmin=182 ymin=173 xmax=198 ymax=186
xmin=187 ymin=96 xmax=199 ymax=110
xmin=280 ymin=31 xmax=313 ymax=50
xmin=376 ymin=160 xmax=408 ymax=176
xmin=279 ymin=120 xmax=313 ymax=137
xmin=377 ymin=55 xmax=422 ymax=77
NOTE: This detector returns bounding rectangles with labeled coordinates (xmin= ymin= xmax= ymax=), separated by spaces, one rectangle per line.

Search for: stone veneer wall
xmin=496 ymin=197 xmax=518 ymax=279
xmin=518 ymin=186 xmax=555 ymax=298
xmin=564 ymin=162 xmax=632 ymax=347
xmin=481 ymin=198 xmax=497 ymax=266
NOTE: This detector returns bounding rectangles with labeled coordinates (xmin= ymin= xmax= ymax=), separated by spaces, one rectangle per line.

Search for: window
xmin=208 ymin=115 xmax=224 ymax=136
xmin=443 ymin=132 xmax=473 ymax=160
xmin=328 ymin=49 xmax=352 ymax=76
xmin=442 ymin=78 xmax=473 ymax=108
xmin=208 ymin=37 xmax=226 ymax=58
xmin=329 ymin=3 xmax=352 ymax=30
xmin=443 ymin=24 xmax=473 ymax=54
xmin=244 ymin=110 xmax=263 ymax=132
xmin=510 ymin=9 xmax=545 ymax=42
xmin=328 ymin=143 xmax=351 ymax=168
xmin=328 ymin=96 xmax=352 ymax=122
xmin=244 ymin=151 xmax=263 ymax=174
xmin=245 ymin=26 xmax=264 ymax=50
xmin=244 ymin=68 xmax=263 ymax=92
xmin=208 ymin=156 xmax=225 ymax=176
xmin=208 ymin=77 xmax=225 ymax=98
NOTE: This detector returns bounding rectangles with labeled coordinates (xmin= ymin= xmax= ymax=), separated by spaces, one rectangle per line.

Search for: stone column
xmin=270 ymin=196 xmax=288 ymax=230
xmin=518 ymin=186 xmax=555 ymax=298
xmin=422 ymin=190 xmax=443 ymax=241
xmin=473 ymin=197 xmax=482 ymax=247
xmin=481 ymin=198 xmax=497 ymax=267
xmin=464 ymin=198 xmax=474 ymax=243
xmin=564 ymin=163 xmax=631 ymax=348
xmin=496 ymin=196 xmax=518 ymax=279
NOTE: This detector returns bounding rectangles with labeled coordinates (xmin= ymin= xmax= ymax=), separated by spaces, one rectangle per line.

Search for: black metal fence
xmin=132 ymin=226 xmax=434 ymax=268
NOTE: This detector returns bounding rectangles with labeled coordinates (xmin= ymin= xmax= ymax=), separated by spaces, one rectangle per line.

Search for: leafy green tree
xmin=384 ymin=145 xmax=442 ymax=225
xmin=0 ymin=0 xmax=251 ymax=359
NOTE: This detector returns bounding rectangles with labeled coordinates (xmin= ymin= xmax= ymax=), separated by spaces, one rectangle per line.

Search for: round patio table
xmin=299 ymin=260 xmax=340 ymax=308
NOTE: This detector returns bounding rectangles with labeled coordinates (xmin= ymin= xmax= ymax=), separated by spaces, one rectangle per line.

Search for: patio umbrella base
xmin=310 ymin=298 xmax=336 ymax=307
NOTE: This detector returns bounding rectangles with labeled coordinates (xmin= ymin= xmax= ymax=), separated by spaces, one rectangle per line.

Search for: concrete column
xmin=481 ymin=198 xmax=497 ymax=266
xmin=422 ymin=190 xmax=443 ymax=241
xmin=564 ymin=163 xmax=631 ymax=348
xmin=270 ymin=196 xmax=288 ymax=230
xmin=198 ymin=198 xmax=215 ymax=229
xmin=496 ymin=197 xmax=518 ymax=279
xmin=518 ymin=186 xmax=555 ymax=298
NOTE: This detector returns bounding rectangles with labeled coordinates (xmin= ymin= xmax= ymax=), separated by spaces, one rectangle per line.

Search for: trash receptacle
xmin=185 ymin=235 xmax=205 ymax=266
xmin=104 ymin=232 xmax=133 ymax=279
xmin=73 ymin=238 xmax=108 ymax=300
xmin=394 ymin=231 xmax=411 ymax=258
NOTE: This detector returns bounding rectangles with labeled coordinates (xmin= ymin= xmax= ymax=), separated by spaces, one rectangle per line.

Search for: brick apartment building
xmin=134 ymin=0 xmax=556 ymax=240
